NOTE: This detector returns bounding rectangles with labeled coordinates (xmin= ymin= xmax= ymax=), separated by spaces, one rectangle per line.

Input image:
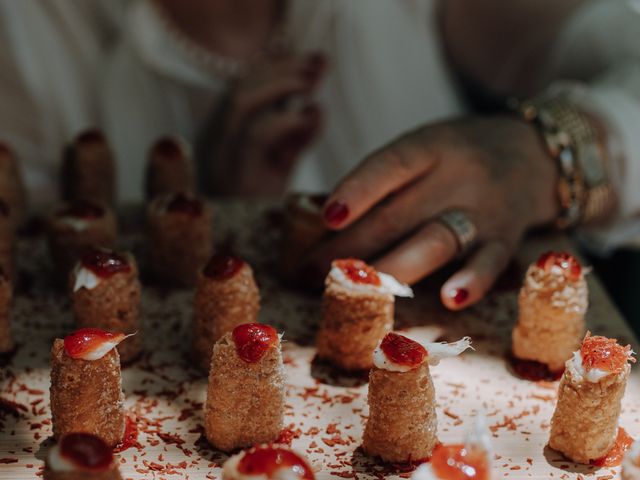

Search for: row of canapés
xmin=38 ymin=252 xmax=637 ymax=479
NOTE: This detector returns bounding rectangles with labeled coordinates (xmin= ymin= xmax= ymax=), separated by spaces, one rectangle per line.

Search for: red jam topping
xmin=60 ymin=200 xmax=104 ymax=219
xmin=63 ymin=328 xmax=123 ymax=359
xmin=237 ymin=447 xmax=314 ymax=480
xmin=203 ymin=254 xmax=244 ymax=280
xmin=76 ymin=129 xmax=105 ymax=145
xmin=166 ymin=193 xmax=203 ymax=216
xmin=80 ymin=249 xmax=131 ymax=278
xmin=232 ymin=323 xmax=278 ymax=363
xmin=380 ymin=333 xmax=427 ymax=367
xmin=153 ymin=137 xmax=184 ymax=160
xmin=334 ymin=258 xmax=381 ymax=286
xmin=580 ymin=333 xmax=634 ymax=374
xmin=591 ymin=428 xmax=634 ymax=467
xmin=535 ymin=251 xmax=582 ymax=281
xmin=59 ymin=433 xmax=113 ymax=471
xmin=431 ymin=444 xmax=490 ymax=480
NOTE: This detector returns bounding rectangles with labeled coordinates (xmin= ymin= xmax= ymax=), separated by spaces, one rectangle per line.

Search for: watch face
xmin=578 ymin=143 xmax=606 ymax=186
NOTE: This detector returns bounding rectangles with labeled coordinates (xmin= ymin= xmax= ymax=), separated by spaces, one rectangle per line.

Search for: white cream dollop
xmin=424 ymin=337 xmax=473 ymax=366
xmin=568 ymin=350 xmax=610 ymax=383
xmin=73 ymin=265 xmax=101 ymax=292
xmin=329 ymin=266 xmax=413 ymax=297
xmin=79 ymin=333 xmax=132 ymax=361
xmin=47 ymin=444 xmax=76 ymax=473
xmin=372 ymin=346 xmax=416 ymax=373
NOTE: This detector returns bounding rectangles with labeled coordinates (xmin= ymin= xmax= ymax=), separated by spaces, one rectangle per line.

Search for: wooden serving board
xmin=1 ymin=200 xmax=638 ymax=479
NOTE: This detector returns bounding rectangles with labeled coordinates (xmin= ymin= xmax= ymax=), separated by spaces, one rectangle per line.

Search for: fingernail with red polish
xmin=323 ymin=201 xmax=349 ymax=226
xmin=449 ymin=288 xmax=469 ymax=306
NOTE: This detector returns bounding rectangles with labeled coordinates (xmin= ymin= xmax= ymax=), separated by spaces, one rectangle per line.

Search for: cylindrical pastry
xmin=512 ymin=251 xmax=588 ymax=373
xmin=146 ymin=192 xmax=213 ymax=286
xmin=223 ymin=446 xmax=315 ymax=480
xmin=205 ymin=323 xmax=285 ymax=452
xmin=363 ymin=332 xmax=472 ymax=463
xmin=192 ymin=254 xmax=260 ymax=371
xmin=62 ymin=129 xmax=115 ymax=205
xmin=44 ymin=433 xmax=122 ymax=480
xmin=0 ymin=142 xmax=27 ymax=228
xmin=71 ymin=248 xmax=142 ymax=364
xmin=0 ymin=199 xmax=15 ymax=281
xmin=623 ymin=440 xmax=640 ymax=480
xmin=316 ymin=258 xmax=413 ymax=371
xmin=50 ymin=328 xmax=127 ymax=447
xmin=280 ymin=192 xmax=328 ymax=281
xmin=46 ymin=200 xmax=117 ymax=282
xmin=411 ymin=414 xmax=492 ymax=480
xmin=145 ymin=136 xmax=195 ymax=199
xmin=549 ymin=333 xmax=635 ymax=464
xmin=0 ymin=268 xmax=13 ymax=354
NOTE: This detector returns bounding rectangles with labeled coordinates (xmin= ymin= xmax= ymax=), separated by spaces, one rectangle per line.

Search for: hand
xmin=304 ymin=115 xmax=559 ymax=309
xmin=210 ymin=53 xmax=325 ymax=196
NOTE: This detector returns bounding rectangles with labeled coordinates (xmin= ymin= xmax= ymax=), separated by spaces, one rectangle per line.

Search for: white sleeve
xmin=541 ymin=0 xmax=640 ymax=251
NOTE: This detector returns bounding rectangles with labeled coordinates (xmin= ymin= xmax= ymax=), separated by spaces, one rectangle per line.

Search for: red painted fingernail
xmin=450 ymin=288 xmax=469 ymax=305
xmin=323 ymin=201 xmax=349 ymax=226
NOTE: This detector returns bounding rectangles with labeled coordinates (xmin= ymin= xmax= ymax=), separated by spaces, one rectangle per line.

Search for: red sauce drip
xmin=153 ymin=137 xmax=183 ymax=160
xmin=63 ymin=328 xmax=123 ymax=359
xmin=509 ymin=355 xmax=564 ymax=382
xmin=80 ymin=249 xmax=131 ymax=278
xmin=59 ymin=433 xmax=113 ymax=471
xmin=76 ymin=129 xmax=105 ymax=145
xmin=203 ymin=254 xmax=244 ymax=280
xmin=237 ymin=447 xmax=314 ymax=480
xmin=113 ymin=417 xmax=140 ymax=453
xmin=580 ymin=333 xmax=634 ymax=374
xmin=60 ymin=200 xmax=104 ymax=219
xmin=591 ymin=428 xmax=634 ymax=467
xmin=166 ymin=193 xmax=203 ymax=216
xmin=430 ymin=444 xmax=490 ymax=480
xmin=535 ymin=251 xmax=582 ymax=281
xmin=334 ymin=258 xmax=381 ymax=286
xmin=379 ymin=333 xmax=427 ymax=368
xmin=232 ymin=323 xmax=278 ymax=363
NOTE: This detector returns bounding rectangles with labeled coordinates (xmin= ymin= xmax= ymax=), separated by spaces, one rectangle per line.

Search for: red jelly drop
xmin=203 ymin=254 xmax=244 ymax=280
xmin=238 ymin=447 xmax=314 ymax=480
xmin=63 ymin=328 xmax=123 ymax=359
xmin=591 ymin=428 xmax=634 ymax=467
xmin=535 ymin=251 xmax=582 ymax=281
xmin=166 ymin=193 xmax=203 ymax=216
xmin=580 ymin=333 xmax=634 ymax=374
xmin=81 ymin=249 xmax=131 ymax=278
xmin=431 ymin=444 xmax=490 ymax=480
xmin=153 ymin=137 xmax=184 ymax=160
xmin=334 ymin=258 xmax=381 ymax=286
xmin=380 ymin=333 xmax=427 ymax=368
xmin=60 ymin=200 xmax=104 ymax=220
xmin=232 ymin=323 xmax=278 ymax=363
xmin=114 ymin=417 xmax=140 ymax=453
xmin=59 ymin=432 xmax=113 ymax=471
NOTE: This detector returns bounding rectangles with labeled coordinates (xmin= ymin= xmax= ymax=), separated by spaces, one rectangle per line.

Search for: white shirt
xmin=0 ymin=0 xmax=639 ymax=249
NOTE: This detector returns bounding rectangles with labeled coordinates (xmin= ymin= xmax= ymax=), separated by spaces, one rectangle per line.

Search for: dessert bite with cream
xmin=568 ymin=332 xmax=635 ymax=383
xmin=223 ymin=446 xmax=315 ymax=480
xmin=329 ymin=258 xmax=413 ymax=297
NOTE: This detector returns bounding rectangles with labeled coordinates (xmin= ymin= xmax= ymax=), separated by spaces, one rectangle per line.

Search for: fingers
xmin=306 ymin=173 xmax=452 ymax=271
xmin=440 ymin=240 xmax=511 ymax=310
xmin=372 ymin=221 xmax=459 ymax=284
xmin=322 ymin=138 xmax=438 ymax=229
